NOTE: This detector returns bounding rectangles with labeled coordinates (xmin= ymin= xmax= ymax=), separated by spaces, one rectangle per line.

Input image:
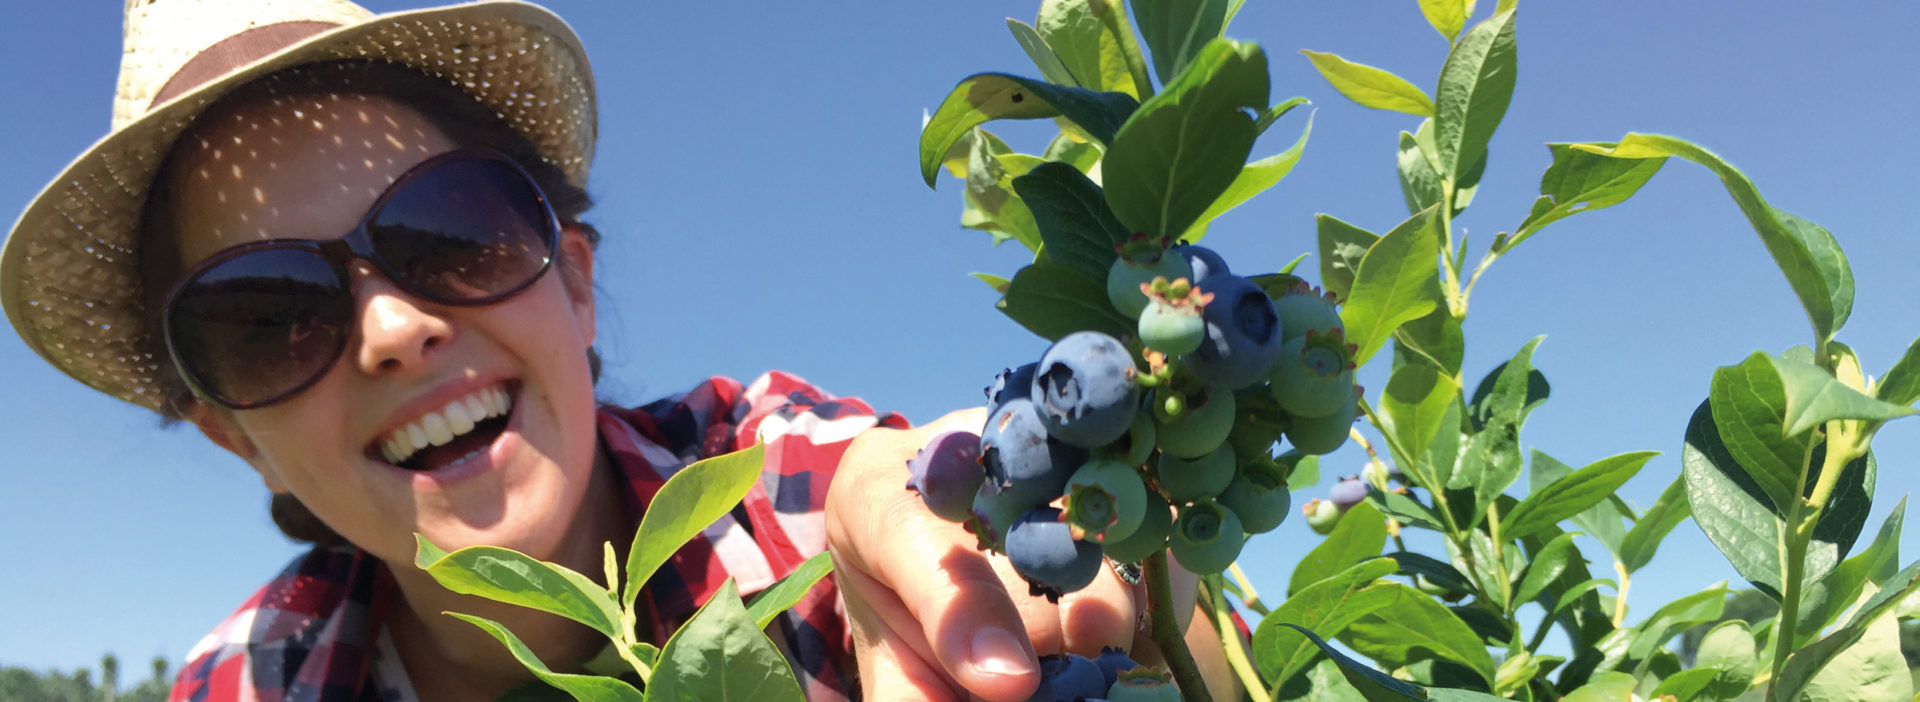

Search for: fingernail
xmin=969 ymin=627 xmax=1035 ymax=677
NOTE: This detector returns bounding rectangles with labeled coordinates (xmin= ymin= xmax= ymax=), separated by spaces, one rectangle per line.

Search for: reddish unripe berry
xmin=905 ymin=430 xmax=985 ymax=522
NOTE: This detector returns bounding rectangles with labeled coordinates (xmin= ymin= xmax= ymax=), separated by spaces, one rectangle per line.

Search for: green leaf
xmin=1287 ymin=453 xmax=1322 ymax=491
xmin=1627 ymin=583 xmax=1728 ymax=661
xmin=1422 ymin=396 xmax=1466 ymax=493
xmin=449 ymin=613 xmax=645 ymax=701
xmin=743 ymin=552 xmax=835 ymax=630
xmin=1691 ymin=621 xmax=1758 ymax=700
xmin=624 ymin=444 xmax=767 ymax=609
xmin=1417 ymin=0 xmax=1469 ymax=42
xmin=1529 ymin=450 xmax=1630 ymax=556
xmin=647 ymin=580 xmax=806 ymax=702
xmin=1102 ymin=38 xmax=1268 ymax=238
xmin=1504 ymin=451 xmax=1656 ymax=542
xmin=1543 ymin=577 xmax=1619 ymax=626
xmin=970 ymin=272 xmax=1011 ymax=295
xmin=1873 ymin=335 xmax=1920 ymax=407
xmin=1338 ymin=582 xmax=1498 ymax=686
xmin=1300 ymin=50 xmax=1435 ymax=116
xmin=1315 ymin=214 xmax=1379 ymax=302
xmin=1765 ymin=353 xmax=1916 ymax=437
xmin=1253 ymin=95 xmax=1310 ymax=136
xmin=1563 ymin=671 xmax=1637 ymax=702
xmin=1380 ymin=364 xmax=1460 ymax=477
xmin=1253 ymin=558 xmax=1399 ymax=687
xmin=1130 ymin=0 xmax=1231 ymax=85
xmin=1451 ymin=339 xmax=1544 ymax=519
xmin=1432 ymin=10 xmax=1517 ymax=181
xmin=1571 ymin=134 xmax=1855 ymax=343
xmin=1371 ymin=490 xmax=1446 ymax=531
xmin=999 ymin=262 xmax=1135 ymax=341
xmin=1036 ymin=0 xmax=1139 ymax=97
xmin=1618 ymin=475 xmax=1691 ymax=573
xmin=919 ymin=73 xmax=1138 ymax=186
xmin=1396 ymin=125 xmax=1476 ymax=218
xmin=1182 ymin=111 xmax=1313 ymax=242
xmin=1393 ymin=308 xmax=1465 ymax=379
xmin=1796 ymin=497 xmax=1906 ymax=646
xmin=1467 ymin=338 xmax=1549 ymax=432
xmin=1513 ymin=532 xmax=1579 ymax=606
xmin=1709 ymin=352 xmax=1809 ymax=513
xmin=959 ymin=128 xmax=1042 ymax=251
xmin=1776 ymin=596 xmax=1916 ymax=702
xmin=1007 ymin=19 xmax=1080 ymax=87
xmin=415 ymin=535 xmax=622 ymax=639
xmin=1292 ymin=501 xmax=1389 ymax=595
xmin=1012 ymin=162 xmax=1130 ymax=280
xmin=1277 ymin=623 xmax=1431 ymax=701
xmin=1339 ymin=207 xmax=1443 ymax=368
xmin=1385 ymin=551 xmax=1474 ymax=593
xmin=1504 ymin=143 xmax=1665 ymax=252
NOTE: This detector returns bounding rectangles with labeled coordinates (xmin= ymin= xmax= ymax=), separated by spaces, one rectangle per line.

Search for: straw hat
xmin=1 ymin=0 xmax=597 ymax=411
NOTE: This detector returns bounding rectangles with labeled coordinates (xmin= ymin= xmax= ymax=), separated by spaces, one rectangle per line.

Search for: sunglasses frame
xmin=160 ymin=147 xmax=561 ymax=410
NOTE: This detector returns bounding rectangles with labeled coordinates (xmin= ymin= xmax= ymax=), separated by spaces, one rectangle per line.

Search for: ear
xmin=183 ymin=400 xmax=289 ymax=493
xmin=556 ymin=223 xmax=597 ymax=346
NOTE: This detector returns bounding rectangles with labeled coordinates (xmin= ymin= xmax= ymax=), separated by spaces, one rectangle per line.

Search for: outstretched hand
xmin=826 ymin=407 xmax=1149 ymax=701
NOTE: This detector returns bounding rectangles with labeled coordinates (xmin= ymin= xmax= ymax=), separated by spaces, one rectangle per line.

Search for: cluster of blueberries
xmin=1026 ymin=649 xmax=1180 ymax=702
xmin=906 ymin=237 xmax=1362 ymax=597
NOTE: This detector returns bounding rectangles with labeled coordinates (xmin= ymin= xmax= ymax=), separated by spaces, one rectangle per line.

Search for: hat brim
xmin=1 ymin=1 xmax=597 ymax=411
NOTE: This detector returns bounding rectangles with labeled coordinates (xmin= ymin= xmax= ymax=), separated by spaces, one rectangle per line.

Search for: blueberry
xmin=1033 ymin=332 xmax=1141 ymax=448
xmin=1155 ymin=387 xmax=1236 ymax=459
xmin=1006 ymin=507 xmax=1106 ymax=595
xmin=905 ymin=430 xmax=986 ymax=522
xmin=1091 ymin=647 xmax=1139 ymax=689
xmin=966 ymin=480 xmax=1032 ymax=551
xmin=1283 ymin=387 xmax=1358 ymax=455
xmin=1268 ymin=329 xmax=1357 ymax=418
xmin=1216 ymin=455 xmax=1292 ymax=534
xmin=1273 ymin=282 xmax=1343 ymax=343
xmin=1061 ymin=458 xmax=1149 ymax=543
xmin=1168 ymin=499 xmax=1245 ymax=575
xmin=1328 ymin=476 xmax=1369 ymax=510
xmin=1101 ymin=492 xmax=1172 ymax=564
xmin=1173 ymin=243 xmax=1230 ymax=284
xmin=1114 ymin=410 xmax=1159 ymax=468
xmin=1186 ymin=275 xmax=1285 ymax=390
xmin=983 ymin=398 xmax=1089 ymax=509
xmin=1154 ymin=443 xmax=1236 ymax=503
xmin=1107 ymin=250 xmax=1193 ymax=319
xmin=1137 ymin=297 xmax=1206 ymax=356
xmin=987 ymin=363 xmax=1039 ymax=417
xmin=1028 ymin=653 xmax=1108 ymax=702
xmin=1304 ymin=498 xmax=1341 ymax=535
xmin=1107 ymin=668 xmax=1182 ymax=702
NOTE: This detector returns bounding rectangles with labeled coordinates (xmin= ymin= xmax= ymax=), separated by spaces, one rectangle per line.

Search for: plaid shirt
xmin=170 ymin=371 xmax=907 ymax=702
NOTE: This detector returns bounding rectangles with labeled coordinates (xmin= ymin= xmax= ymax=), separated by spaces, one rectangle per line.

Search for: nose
xmin=350 ymin=262 xmax=453 ymax=375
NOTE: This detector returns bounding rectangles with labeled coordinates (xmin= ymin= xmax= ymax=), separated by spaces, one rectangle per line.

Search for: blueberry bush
xmin=411 ymin=1 xmax=1920 ymax=701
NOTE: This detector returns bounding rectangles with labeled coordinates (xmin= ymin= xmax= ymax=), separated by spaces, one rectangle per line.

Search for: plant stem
xmin=1228 ymin=564 xmax=1268 ymax=615
xmin=1611 ymin=560 xmax=1632 ymax=627
xmin=1767 ymin=438 xmax=1822 ymax=699
xmin=1146 ymin=552 xmax=1214 ymax=702
xmin=1439 ymin=182 xmax=1467 ymax=318
xmin=1485 ymin=505 xmax=1514 ymax=610
xmin=1205 ymin=574 xmax=1271 ymax=702
xmin=1356 ymin=398 xmax=1460 ymax=535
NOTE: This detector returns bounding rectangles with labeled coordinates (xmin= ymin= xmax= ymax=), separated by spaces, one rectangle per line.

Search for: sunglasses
xmin=161 ymin=147 xmax=560 ymax=410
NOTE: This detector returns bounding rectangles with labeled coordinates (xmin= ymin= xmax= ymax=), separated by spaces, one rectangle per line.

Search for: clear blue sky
xmin=3 ymin=0 xmax=1916 ymax=676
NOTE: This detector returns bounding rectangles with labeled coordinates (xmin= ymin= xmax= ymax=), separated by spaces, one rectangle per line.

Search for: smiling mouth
xmin=376 ymin=382 xmax=517 ymax=472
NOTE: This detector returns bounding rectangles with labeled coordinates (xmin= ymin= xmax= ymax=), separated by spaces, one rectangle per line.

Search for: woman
xmin=1 ymin=1 xmax=1228 ymax=699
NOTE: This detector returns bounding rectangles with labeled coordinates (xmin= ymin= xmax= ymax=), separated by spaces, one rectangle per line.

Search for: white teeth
xmin=380 ymin=383 xmax=514 ymax=465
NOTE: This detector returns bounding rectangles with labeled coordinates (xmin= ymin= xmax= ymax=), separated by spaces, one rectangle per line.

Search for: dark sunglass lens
xmin=369 ymin=157 xmax=553 ymax=302
xmin=169 ymin=248 xmax=350 ymax=405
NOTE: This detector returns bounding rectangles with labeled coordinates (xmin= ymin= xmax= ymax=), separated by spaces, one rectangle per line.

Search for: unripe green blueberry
xmin=1154 ymin=443 xmax=1235 ymax=503
xmin=1225 ymin=387 xmax=1285 ymax=458
xmin=1108 ymin=668 xmax=1182 ymax=702
xmin=1216 ymin=456 xmax=1292 ymax=534
xmin=1273 ymin=282 xmax=1343 ymax=343
xmin=1269 ymin=330 xmax=1357 ymax=418
xmin=1284 ymin=388 xmax=1357 ymax=455
xmin=1061 ymin=459 xmax=1149 ymax=543
xmin=1168 ymin=499 xmax=1245 ymax=574
xmin=1138 ymin=298 xmax=1206 ymax=356
xmin=965 ymin=480 xmax=1034 ymax=552
xmin=1155 ymin=387 xmax=1236 ymax=458
xmin=1112 ymin=410 xmax=1158 ymax=468
xmin=1107 ymin=253 xmax=1192 ymax=319
xmin=1102 ymin=492 xmax=1172 ymax=564
xmin=1304 ymin=498 xmax=1340 ymax=535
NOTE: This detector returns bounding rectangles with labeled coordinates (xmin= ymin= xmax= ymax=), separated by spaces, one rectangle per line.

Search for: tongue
xmin=407 ymin=415 xmax=507 ymax=472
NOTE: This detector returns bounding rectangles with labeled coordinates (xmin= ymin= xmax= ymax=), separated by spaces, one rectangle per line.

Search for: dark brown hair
xmin=139 ymin=60 xmax=602 ymax=547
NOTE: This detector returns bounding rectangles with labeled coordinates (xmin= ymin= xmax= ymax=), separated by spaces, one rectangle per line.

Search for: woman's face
xmin=160 ymin=90 xmax=604 ymax=566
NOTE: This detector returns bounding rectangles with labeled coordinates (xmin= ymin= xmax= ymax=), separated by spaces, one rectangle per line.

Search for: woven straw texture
xmin=1 ymin=0 xmax=597 ymax=411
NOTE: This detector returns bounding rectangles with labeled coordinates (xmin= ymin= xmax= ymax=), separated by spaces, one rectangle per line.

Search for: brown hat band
xmin=150 ymin=21 xmax=340 ymax=109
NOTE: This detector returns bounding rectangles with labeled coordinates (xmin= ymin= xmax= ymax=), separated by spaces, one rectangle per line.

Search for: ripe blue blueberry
xmin=1033 ymin=331 xmax=1140 ymax=448
xmin=1328 ymin=476 xmax=1369 ymax=510
xmin=1216 ymin=455 xmax=1293 ymax=534
xmin=1283 ymin=387 xmax=1358 ymax=455
xmin=987 ymin=362 xmax=1038 ymax=417
xmin=1154 ymin=443 xmax=1236 ymax=503
xmin=1186 ymin=275 xmax=1285 ymax=390
xmin=1092 ymin=647 xmax=1139 ymax=689
xmin=1173 ymin=243 xmax=1230 ymax=284
xmin=1006 ymin=507 xmax=1107 ymax=595
xmin=1168 ymin=499 xmax=1245 ymax=574
xmin=982 ymin=398 xmax=1089 ymax=509
xmin=1101 ymin=492 xmax=1172 ymax=564
xmin=1061 ymin=458 xmax=1149 ymax=543
xmin=1028 ymin=653 xmax=1109 ymax=702
xmin=905 ymin=430 xmax=985 ymax=522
